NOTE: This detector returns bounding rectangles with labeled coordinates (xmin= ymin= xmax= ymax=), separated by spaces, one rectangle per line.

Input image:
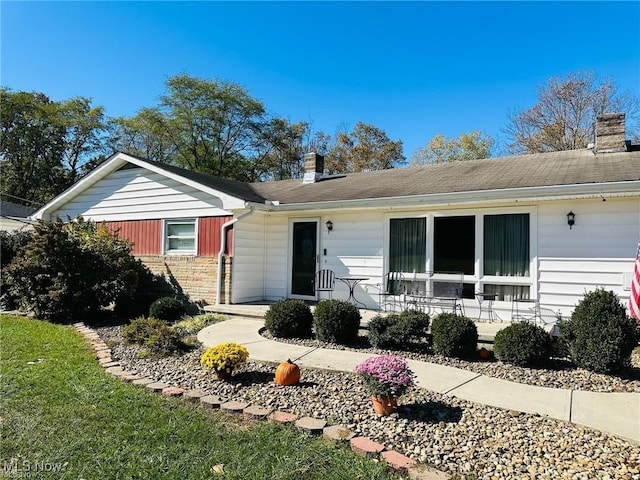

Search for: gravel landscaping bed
xmin=97 ymin=325 xmax=640 ymax=480
xmin=261 ymin=330 xmax=640 ymax=394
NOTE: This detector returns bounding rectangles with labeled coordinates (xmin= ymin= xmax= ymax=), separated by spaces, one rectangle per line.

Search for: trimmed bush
xmin=149 ymin=296 xmax=186 ymax=322
xmin=313 ymin=299 xmax=361 ymax=344
xmin=559 ymin=289 xmax=639 ymax=373
xmin=368 ymin=310 xmax=430 ymax=349
xmin=493 ymin=321 xmax=552 ymax=366
xmin=122 ymin=317 xmax=169 ymax=345
xmin=431 ymin=313 xmax=478 ymax=359
xmin=264 ymin=299 xmax=313 ymax=338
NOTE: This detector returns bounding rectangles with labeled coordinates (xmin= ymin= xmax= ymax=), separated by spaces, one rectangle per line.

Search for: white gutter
xmin=215 ymin=207 xmax=255 ymax=305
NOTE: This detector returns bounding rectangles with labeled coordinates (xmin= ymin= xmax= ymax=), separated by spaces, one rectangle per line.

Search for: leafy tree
xmin=114 ymin=74 xmax=267 ymax=180
xmin=411 ymin=131 xmax=494 ymax=165
xmin=256 ymin=118 xmax=309 ymax=181
xmin=58 ymin=96 xmax=109 ymax=181
xmin=505 ymin=71 xmax=640 ymax=154
xmin=0 ymin=88 xmax=109 ymax=205
xmin=0 ymin=88 xmax=68 ymax=205
xmin=325 ymin=122 xmax=405 ymax=174
xmin=110 ymin=107 xmax=177 ymax=164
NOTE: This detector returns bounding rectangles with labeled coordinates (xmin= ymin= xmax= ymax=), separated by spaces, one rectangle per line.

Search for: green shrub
xmin=0 ymin=229 xmax=32 ymax=268
xmin=559 ymin=289 xmax=639 ymax=373
xmin=149 ymin=296 xmax=186 ymax=322
xmin=145 ymin=322 xmax=184 ymax=356
xmin=122 ymin=317 xmax=169 ymax=345
xmin=493 ymin=322 xmax=552 ymax=366
xmin=0 ymin=230 xmax=33 ymax=311
xmin=174 ymin=313 xmax=224 ymax=335
xmin=431 ymin=313 xmax=478 ymax=359
xmin=113 ymin=260 xmax=169 ymax=318
xmin=313 ymin=299 xmax=361 ymax=344
xmin=264 ymin=299 xmax=313 ymax=338
xmin=368 ymin=310 xmax=430 ymax=349
xmin=3 ymin=218 xmax=142 ymax=322
xmin=122 ymin=316 xmax=184 ymax=356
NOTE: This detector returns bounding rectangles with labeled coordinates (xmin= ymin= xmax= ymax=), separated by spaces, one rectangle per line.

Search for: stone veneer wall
xmin=138 ymin=255 xmax=232 ymax=306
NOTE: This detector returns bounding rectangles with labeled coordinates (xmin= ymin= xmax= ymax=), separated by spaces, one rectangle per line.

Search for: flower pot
xmin=216 ymin=370 xmax=232 ymax=381
xmin=371 ymin=396 xmax=398 ymax=415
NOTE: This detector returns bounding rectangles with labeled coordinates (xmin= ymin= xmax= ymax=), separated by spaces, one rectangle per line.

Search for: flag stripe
xmin=629 ymin=240 xmax=640 ymax=322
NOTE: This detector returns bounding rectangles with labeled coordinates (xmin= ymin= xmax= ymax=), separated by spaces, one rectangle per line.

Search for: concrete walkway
xmin=198 ymin=316 xmax=640 ymax=443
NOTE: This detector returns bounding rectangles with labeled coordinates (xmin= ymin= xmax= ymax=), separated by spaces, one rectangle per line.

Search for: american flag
xmin=630 ymin=239 xmax=640 ymax=322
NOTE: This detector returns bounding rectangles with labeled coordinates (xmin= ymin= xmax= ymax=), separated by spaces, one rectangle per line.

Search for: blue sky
xmin=2 ymin=1 xmax=639 ymax=158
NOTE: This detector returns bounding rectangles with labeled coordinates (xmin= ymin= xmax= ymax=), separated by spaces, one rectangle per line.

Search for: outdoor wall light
xmin=326 ymin=220 xmax=333 ymax=232
xmin=567 ymin=211 xmax=575 ymax=229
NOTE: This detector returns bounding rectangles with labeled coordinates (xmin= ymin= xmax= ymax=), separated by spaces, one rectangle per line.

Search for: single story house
xmin=32 ymin=113 xmax=640 ymax=321
xmin=1 ymin=200 xmax=36 ymax=232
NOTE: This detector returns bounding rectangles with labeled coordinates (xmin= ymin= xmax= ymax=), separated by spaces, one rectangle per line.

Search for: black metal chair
xmin=377 ymin=272 xmax=405 ymax=311
xmin=314 ymin=269 xmax=336 ymax=299
xmin=430 ymin=271 xmax=465 ymax=315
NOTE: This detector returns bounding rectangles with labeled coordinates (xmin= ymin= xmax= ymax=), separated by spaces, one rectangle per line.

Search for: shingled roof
xmin=0 ymin=200 xmax=36 ymax=218
xmin=132 ymin=147 xmax=640 ymax=207
xmin=246 ymin=148 xmax=640 ymax=205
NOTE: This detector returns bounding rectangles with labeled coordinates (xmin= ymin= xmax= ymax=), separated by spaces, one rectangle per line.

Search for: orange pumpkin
xmin=478 ymin=347 xmax=491 ymax=360
xmin=275 ymin=359 xmax=300 ymax=386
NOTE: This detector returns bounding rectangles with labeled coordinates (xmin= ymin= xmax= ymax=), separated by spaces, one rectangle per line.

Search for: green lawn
xmin=0 ymin=315 xmax=400 ymax=480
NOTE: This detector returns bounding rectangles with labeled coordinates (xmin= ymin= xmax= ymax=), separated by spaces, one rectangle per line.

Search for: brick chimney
xmin=595 ymin=113 xmax=627 ymax=153
xmin=302 ymin=152 xmax=324 ymax=184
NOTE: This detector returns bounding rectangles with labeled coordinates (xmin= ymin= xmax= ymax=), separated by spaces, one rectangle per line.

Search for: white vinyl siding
xmin=231 ymin=211 xmax=385 ymax=309
xmin=537 ymin=198 xmax=640 ymax=316
xmin=231 ymin=212 xmax=267 ymax=304
xmin=51 ymin=167 xmax=231 ymax=221
xmin=223 ymin=195 xmax=639 ymax=320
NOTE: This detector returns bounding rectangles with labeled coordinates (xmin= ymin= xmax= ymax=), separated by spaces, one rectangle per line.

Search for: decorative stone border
xmin=72 ymin=322 xmax=449 ymax=480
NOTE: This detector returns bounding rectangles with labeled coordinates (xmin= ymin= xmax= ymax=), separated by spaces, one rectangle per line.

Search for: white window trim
xmin=163 ymin=218 xmax=198 ymax=255
xmin=477 ymin=207 xmax=537 ymax=305
xmin=383 ymin=206 xmax=538 ymax=301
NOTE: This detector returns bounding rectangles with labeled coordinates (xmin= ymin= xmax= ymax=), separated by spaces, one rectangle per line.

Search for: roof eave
xmin=247 ymin=180 xmax=640 ymax=212
xmin=31 ymin=152 xmax=248 ymax=221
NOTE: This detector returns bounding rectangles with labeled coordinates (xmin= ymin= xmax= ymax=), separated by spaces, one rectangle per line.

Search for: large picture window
xmin=434 ymin=216 xmax=475 ymax=275
xmin=389 ymin=218 xmax=426 ymax=273
xmin=165 ymin=219 xmax=196 ymax=254
xmin=386 ymin=211 xmax=532 ymax=302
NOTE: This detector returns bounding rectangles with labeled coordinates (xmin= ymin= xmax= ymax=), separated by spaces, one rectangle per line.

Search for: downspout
xmin=216 ymin=207 xmax=255 ymax=305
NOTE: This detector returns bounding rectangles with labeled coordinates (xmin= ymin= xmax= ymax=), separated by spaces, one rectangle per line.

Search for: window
xmin=434 ymin=216 xmax=475 ymax=275
xmin=389 ymin=218 xmax=426 ymax=273
xmin=386 ymin=211 xmax=533 ymax=302
xmin=165 ymin=220 xmax=196 ymax=254
xmin=484 ymin=214 xmax=529 ymax=277
xmin=483 ymin=213 xmax=530 ymax=300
